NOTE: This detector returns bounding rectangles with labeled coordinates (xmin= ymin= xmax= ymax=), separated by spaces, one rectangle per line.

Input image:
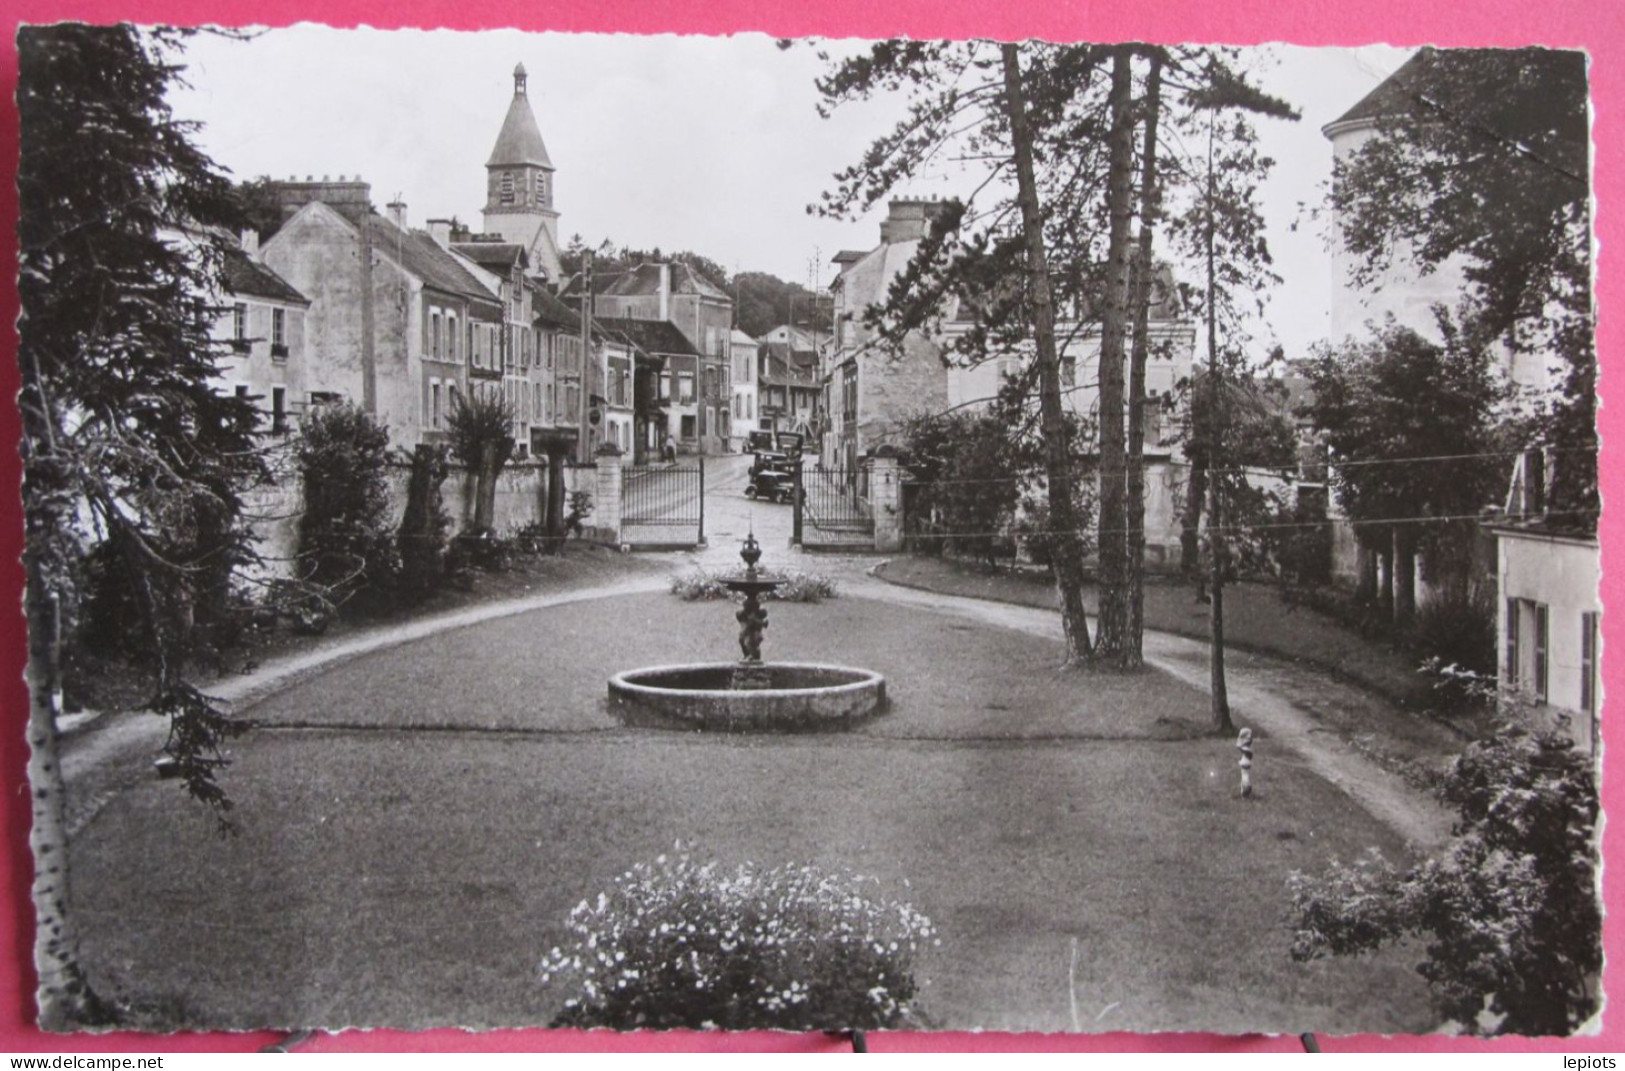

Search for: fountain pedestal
xmin=607 ymin=533 xmax=887 ymax=732
xmin=725 ymin=533 xmax=781 ymax=691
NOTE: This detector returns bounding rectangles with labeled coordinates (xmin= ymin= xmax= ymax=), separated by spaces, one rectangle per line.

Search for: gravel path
xmin=844 ymin=572 xmax=1455 ymax=851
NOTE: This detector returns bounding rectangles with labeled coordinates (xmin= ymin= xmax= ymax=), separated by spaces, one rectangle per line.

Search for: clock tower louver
xmin=482 ymin=63 xmax=562 ymax=281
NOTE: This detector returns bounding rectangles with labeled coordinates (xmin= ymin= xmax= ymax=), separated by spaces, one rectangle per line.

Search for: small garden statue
xmin=1236 ymin=727 xmax=1254 ymax=798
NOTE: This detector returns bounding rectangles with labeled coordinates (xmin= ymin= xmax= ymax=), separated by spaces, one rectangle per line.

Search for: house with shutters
xmin=258 ymin=178 xmax=503 ymax=447
xmin=532 ymin=288 xmax=585 ymax=456
xmin=758 ymin=341 xmax=822 ymax=439
xmin=214 ymin=237 xmax=310 ymax=437
xmin=587 ymin=262 xmax=734 ymax=454
xmin=729 ymin=327 xmax=760 ymax=450
xmin=594 ymin=316 xmax=697 ymax=459
xmin=449 ymin=231 xmax=550 ymax=455
xmin=596 ymin=324 xmax=639 ymax=459
xmin=1489 ymin=451 xmax=1601 ymax=751
xmin=826 ymin=197 xmax=1197 ymax=562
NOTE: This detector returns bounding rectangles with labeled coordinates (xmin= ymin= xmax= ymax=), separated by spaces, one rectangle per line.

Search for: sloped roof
xmin=365 ymin=216 xmax=500 ymax=306
xmin=730 ymin=328 xmax=758 ymax=346
xmin=487 ymin=89 xmax=554 ymax=169
xmin=223 ymin=249 xmax=308 ymax=305
xmin=596 ymin=316 xmax=700 ymax=356
xmin=760 ymin=342 xmax=819 ymax=385
xmin=594 ymin=321 xmax=656 ymax=362
xmin=1324 ymin=49 xmax=1430 ymax=132
xmin=534 ymin=288 xmax=582 ymax=332
xmin=598 ymin=262 xmax=731 ymax=302
xmin=452 ymin=241 xmax=528 ymax=271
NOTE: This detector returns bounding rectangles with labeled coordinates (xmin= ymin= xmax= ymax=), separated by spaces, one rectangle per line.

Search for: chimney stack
xmin=879 ymin=197 xmax=951 ymax=245
xmin=426 ymin=218 xmax=456 ymax=248
xmin=240 ymin=228 xmax=259 ymax=255
xmin=271 ymin=175 xmax=373 ymax=226
xmin=386 ymin=201 xmax=407 ymax=230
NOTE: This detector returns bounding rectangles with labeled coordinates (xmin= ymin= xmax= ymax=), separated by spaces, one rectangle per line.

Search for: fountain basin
xmin=608 ymin=662 xmax=886 ymax=732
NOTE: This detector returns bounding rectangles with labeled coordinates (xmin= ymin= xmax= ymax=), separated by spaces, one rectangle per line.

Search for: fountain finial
xmin=740 ymin=530 xmax=763 ymax=576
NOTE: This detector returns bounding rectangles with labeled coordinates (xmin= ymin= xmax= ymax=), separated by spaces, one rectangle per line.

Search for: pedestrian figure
xmin=663 ymin=434 xmax=677 ymax=464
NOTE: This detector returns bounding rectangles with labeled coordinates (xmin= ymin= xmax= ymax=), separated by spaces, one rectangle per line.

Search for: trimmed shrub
xmin=295 ymin=402 xmax=397 ymax=601
xmin=446 ymin=390 xmax=516 ymax=535
xmin=539 ymin=846 xmax=936 ymax=1031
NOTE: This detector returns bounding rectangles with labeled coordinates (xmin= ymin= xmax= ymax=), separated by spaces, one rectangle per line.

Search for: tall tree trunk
xmin=1002 ymin=43 xmax=1092 ymax=665
xmin=475 ymin=441 xmax=499 ymax=532
xmin=546 ymin=446 xmax=568 ymax=541
xmin=1356 ymin=536 xmax=1378 ymax=603
xmin=1379 ymin=537 xmax=1395 ymax=618
xmin=1393 ymin=526 xmax=1417 ymax=623
xmin=1124 ymin=51 xmax=1164 ymax=671
xmin=1181 ymin=455 xmax=1207 ymax=580
xmin=398 ymin=443 xmax=450 ymax=598
xmin=1204 ymin=110 xmax=1235 ymax=736
xmin=28 ymin=565 xmax=111 ymax=1030
xmin=1094 ymin=47 xmax=1137 ymax=668
xmin=21 ymin=413 xmax=115 ymax=1028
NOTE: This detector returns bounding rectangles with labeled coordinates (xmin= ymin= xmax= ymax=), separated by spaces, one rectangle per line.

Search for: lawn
xmin=875 ymin=555 xmax=1438 ymax=709
xmin=67 ymin=591 xmax=1439 ymax=1037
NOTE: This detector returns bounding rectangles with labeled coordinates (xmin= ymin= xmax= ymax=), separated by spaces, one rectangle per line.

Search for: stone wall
xmin=246 ymin=459 xmax=608 ymax=574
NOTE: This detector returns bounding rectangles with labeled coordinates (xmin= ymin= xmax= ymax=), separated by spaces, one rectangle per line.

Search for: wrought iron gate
xmin=794 ymin=465 xmax=874 ymax=548
xmin=621 ymin=459 xmax=704 ymax=547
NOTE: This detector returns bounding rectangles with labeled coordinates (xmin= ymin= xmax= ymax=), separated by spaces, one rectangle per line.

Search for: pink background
xmin=0 ymin=0 xmax=1619 ymax=1053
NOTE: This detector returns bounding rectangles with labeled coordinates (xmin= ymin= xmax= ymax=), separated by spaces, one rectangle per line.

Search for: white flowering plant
xmin=668 ymin=570 xmax=837 ymax=603
xmin=538 ymin=846 xmax=936 ymax=1031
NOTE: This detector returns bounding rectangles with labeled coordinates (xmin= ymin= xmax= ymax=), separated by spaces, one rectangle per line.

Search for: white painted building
xmin=729 ymin=328 xmax=759 ymax=451
xmin=1322 ymin=49 xmax=1553 ymax=400
xmin=1488 ymin=448 xmax=1601 ymax=751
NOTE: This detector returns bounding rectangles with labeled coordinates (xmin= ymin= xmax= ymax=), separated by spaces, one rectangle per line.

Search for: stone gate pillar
xmin=595 ymin=442 xmax=623 ymax=546
xmin=869 ymin=449 xmax=903 ymax=553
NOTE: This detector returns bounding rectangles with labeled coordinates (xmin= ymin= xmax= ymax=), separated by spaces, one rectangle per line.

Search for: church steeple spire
xmin=483 ymin=60 xmax=561 ymax=280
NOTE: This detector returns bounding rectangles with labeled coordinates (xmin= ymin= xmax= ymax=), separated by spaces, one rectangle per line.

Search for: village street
xmin=16 ymin=22 xmax=1603 ymax=1046
xmin=58 ymin=459 xmax=1460 ymax=1037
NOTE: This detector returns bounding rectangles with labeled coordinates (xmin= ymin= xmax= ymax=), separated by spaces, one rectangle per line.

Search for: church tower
xmin=482 ymin=63 xmax=562 ymax=281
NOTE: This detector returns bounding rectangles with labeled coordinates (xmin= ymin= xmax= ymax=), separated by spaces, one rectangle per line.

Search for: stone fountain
xmin=607 ymin=535 xmax=886 ymax=731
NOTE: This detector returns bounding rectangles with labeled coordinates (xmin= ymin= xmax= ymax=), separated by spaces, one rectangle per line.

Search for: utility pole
xmin=578 ymin=248 xmax=594 ymax=462
xmin=1205 ymin=107 xmax=1234 ymax=736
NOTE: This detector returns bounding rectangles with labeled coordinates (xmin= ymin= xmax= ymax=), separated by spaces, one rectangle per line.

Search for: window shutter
xmin=1582 ymin=612 xmax=1598 ymax=716
xmin=1535 ymin=603 xmax=1549 ymax=703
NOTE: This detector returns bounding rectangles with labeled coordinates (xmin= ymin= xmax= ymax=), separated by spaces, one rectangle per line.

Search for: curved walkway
xmin=61 ymin=575 xmax=669 ymax=789
xmin=842 ymin=571 xmax=1454 ymax=850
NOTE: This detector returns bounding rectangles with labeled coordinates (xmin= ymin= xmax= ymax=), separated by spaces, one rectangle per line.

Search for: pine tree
xmin=18 ymin=23 xmax=265 ymax=1026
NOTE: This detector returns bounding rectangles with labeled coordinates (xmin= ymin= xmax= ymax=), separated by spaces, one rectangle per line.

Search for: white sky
xmin=169 ymin=28 xmax=1411 ymax=358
